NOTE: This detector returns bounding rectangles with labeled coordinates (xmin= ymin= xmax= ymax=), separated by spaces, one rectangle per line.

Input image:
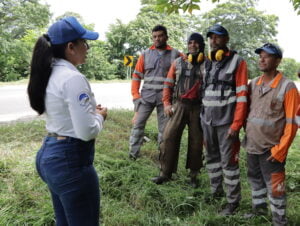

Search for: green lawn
xmin=0 ymin=110 xmax=299 ymax=225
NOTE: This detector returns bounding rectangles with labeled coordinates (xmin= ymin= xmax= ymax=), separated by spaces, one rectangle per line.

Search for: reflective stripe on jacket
xmin=296 ymin=98 xmax=300 ymax=128
xmin=131 ymin=45 xmax=181 ymax=103
xmin=245 ymin=73 xmax=299 ymax=162
xmin=201 ymin=51 xmax=248 ymax=131
xmin=163 ymin=56 xmax=205 ymax=106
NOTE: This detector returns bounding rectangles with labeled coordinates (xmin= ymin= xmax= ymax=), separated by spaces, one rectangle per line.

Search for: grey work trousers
xmin=159 ymin=101 xmax=203 ymax=176
xmin=247 ymin=152 xmax=287 ymax=226
xmin=201 ymin=122 xmax=241 ymax=204
xmin=129 ymin=101 xmax=167 ymax=157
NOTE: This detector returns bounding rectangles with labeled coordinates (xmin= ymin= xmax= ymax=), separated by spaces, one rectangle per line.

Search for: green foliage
xmin=105 ymin=5 xmax=198 ymax=78
xmin=0 ymin=111 xmax=299 ymax=225
xmin=1 ymin=0 xmax=299 ymax=82
xmin=80 ymin=40 xmax=118 ymax=80
xmin=154 ymin=0 xmax=210 ymax=14
xmin=0 ymin=1 xmax=116 ymax=82
xmin=290 ymin=0 xmax=300 ymax=14
xmin=278 ymin=58 xmax=300 ymax=80
xmin=0 ymin=0 xmax=50 ymax=81
xmin=191 ymin=0 xmax=278 ymax=78
xmin=154 ymin=0 xmax=300 ymax=15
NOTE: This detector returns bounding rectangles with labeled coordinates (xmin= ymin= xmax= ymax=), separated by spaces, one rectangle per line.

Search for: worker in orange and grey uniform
xmin=200 ymin=24 xmax=248 ymax=215
xmin=129 ymin=25 xmax=181 ymax=160
xmin=151 ymin=33 xmax=205 ymax=187
xmin=296 ymin=69 xmax=300 ymax=128
xmin=297 ymin=102 xmax=300 ymax=127
xmin=244 ymin=43 xmax=299 ymax=226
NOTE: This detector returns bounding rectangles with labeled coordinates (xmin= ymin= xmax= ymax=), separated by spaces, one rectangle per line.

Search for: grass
xmin=0 ymin=110 xmax=299 ymax=225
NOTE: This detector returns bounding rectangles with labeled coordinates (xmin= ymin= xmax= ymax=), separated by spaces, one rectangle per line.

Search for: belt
xmin=47 ymin=132 xmax=67 ymax=140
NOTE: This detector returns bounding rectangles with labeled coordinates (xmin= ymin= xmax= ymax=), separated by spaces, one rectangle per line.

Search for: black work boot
xmin=219 ymin=202 xmax=239 ymax=216
xmin=188 ymin=170 xmax=199 ymax=188
xmin=129 ymin=153 xmax=138 ymax=161
xmin=151 ymin=172 xmax=171 ymax=185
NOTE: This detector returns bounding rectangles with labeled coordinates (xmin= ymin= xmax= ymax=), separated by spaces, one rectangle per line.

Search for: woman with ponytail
xmin=28 ymin=17 xmax=107 ymax=225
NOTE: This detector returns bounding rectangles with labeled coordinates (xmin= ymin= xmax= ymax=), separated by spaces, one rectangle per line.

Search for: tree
xmin=154 ymin=0 xmax=300 ymax=15
xmin=80 ymin=40 xmax=118 ymax=80
xmin=0 ymin=0 xmax=50 ymax=81
xmin=278 ymin=58 xmax=300 ymax=80
xmin=290 ymin=0 xmax=300 ymax=14
xmin=187 ymin=0 xmax=278 ymax=78
xmin=105 ymin=5 xmax=195 ymax=78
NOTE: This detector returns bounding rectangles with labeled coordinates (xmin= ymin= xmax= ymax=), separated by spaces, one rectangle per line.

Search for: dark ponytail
xmin=28 ymin=35 xmax=53 ymax=115
xmin=27 ymin=35 xmax=68 ymax=115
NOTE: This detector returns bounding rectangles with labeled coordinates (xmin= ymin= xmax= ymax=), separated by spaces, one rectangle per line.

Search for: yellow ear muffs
xmin=215 ymin=49 xmax=224 ymax=61
xmin=208 ymin=49 xmax=225 ymax=61
xmin=188 ymin=52 xmax=204 ymax=63
xmin=188 ymin=54 xmax=193 ymax=63
xmin=208 ymin=52 xmax=212 ymax=61
xmin=197 ymin=52 xmax=204 ymax=63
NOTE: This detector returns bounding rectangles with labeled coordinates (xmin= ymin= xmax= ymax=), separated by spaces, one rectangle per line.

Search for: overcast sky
xmin=43 ymin=0 xmax=300 ymax=61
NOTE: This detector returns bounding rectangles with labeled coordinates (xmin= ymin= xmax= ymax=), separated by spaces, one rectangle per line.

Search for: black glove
xmin=133 ymin=98 xmax=142 ymax=112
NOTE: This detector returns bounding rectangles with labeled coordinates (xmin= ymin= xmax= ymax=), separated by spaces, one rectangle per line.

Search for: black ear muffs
xmin=188 ymin=52 xmax=204 ymax=63
xmin=208 ymin=49 xmax=225 ymax=61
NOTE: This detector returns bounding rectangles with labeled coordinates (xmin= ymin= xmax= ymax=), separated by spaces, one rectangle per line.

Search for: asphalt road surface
xmin=0 ymin=82 xmax=133 ymax=123
xmin=0 ymin=81 xmax=299 ymax=123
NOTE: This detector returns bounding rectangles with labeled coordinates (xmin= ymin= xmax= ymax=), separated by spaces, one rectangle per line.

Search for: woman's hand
xmin=96 ymin=104 xmax=107 ymax=120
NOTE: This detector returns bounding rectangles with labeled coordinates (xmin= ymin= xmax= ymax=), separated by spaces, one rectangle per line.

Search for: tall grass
xmin=0 ymin=110 xmax=299 ymax=225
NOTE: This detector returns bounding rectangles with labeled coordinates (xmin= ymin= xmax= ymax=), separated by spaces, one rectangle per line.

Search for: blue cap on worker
xmin=47 ymin=16 xmax=99 ymax=45
xmin=206 ymin=24 xmax=228 ymax=37
xmin=255 ymin=43 xmax=283 ymax=59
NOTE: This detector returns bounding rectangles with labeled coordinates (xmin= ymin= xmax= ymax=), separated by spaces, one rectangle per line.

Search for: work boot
xmin=129 ymin=153 xmax=138 ymax=161
xmin=187 ymin=170 xmax=199 ymax=188
xmin=244 ymin=207 xmax=268 ymax=219
xmin=219 ymin=202 xmax=239 ymax=216
xmin=151 ymin=172 xmax=171 ymax=185
xmin=188 ymin=176 xmax=199 ymax=188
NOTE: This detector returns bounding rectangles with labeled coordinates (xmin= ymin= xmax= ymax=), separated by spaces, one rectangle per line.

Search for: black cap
xmin=206 ymin=24 xmax=228 ymax=37
xmin=188 ymin=33 xmax=204 ymax=45
xmin=255 ymin=43 xmax=283 ymax=59
xmin=188 ymin=32 xmax=205 ymax=52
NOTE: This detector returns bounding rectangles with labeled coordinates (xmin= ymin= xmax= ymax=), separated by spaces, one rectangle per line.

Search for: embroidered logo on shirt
xmin=78 ymin=93 xmax=90 ymax=106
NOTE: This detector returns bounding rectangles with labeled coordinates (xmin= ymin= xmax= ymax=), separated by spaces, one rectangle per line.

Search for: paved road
xmin=0 ymin=81 xmax=299 ymax=123
xmin=0 ymin=82 xmax=133 ymax=123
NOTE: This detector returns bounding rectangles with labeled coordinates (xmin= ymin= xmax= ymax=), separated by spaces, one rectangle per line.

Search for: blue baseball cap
xmin=47 ymin=17 xmax=99 ymax=45
xmin=255 ymin=43 xmax=282 ymax=58
xmin=206 ymin=24 xmax=228 ymax=37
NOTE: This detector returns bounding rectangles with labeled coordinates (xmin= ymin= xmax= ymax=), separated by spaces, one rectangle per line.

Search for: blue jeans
xmin=36 ymin=136 xmax=100 ymax=226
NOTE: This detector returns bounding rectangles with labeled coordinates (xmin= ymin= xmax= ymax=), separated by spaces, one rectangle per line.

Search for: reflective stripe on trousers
xmin=247 ymin=152 xmax=287 ymax=226
xmin=201 ymin=121 xmax=241 ymax=204
xmin=129 ymin=101 xmax=167 ymax=156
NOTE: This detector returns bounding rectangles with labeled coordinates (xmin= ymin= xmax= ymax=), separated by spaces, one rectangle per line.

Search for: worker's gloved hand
xmin=133 ymin=98 xmax=142 ymax=112
xmin=226 ymin=128 xmax=238 ymax=139
xmin=164 ymin=105 xmax=174 ymax=117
